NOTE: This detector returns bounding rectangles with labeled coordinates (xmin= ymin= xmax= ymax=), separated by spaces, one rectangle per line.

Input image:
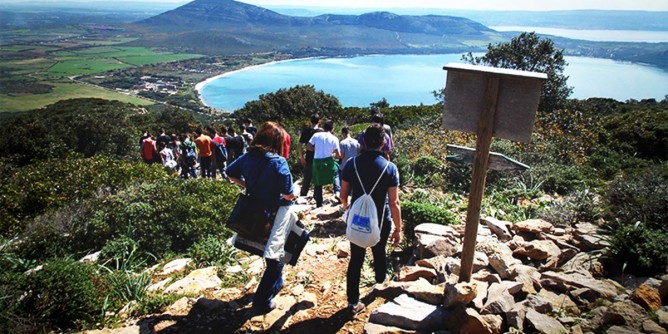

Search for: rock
xmin=457 ymin=308 xmax=502 ymax=334
xmin=254 ymin=294 xmax=298 ymax=326
xmin=511 ymin=264 xmax=541 ymax=294
xmin=164 ymin=267 xmax=221 ymax=295
xmin=512 ymin=240 xmax=561 ymax=261
xmin=606 ymin=326 xmax=641 ymax=334
xmin=146 ymin=277 xmax=172 ymax=292
xmin=225 ymin=264 xmax=243 ymax=274
xmin=540 ymin=271 xmax=621 ymax=300
xmin=481 ymin=283 xmax=515 ymax=315
xmin=414 ymin=223 xmax=461 ymax=240
xmin=443 ymin=252 xmax=488 ymax=275
xmin=291 ymin=284 xmax=305 ymax=297
xmin=471 ymin=270 xmax=501 ymax=284
xmin=536 ymin=288 xmax=580 ymax=315
xmin=561 ymin=252 xmax=604 ymax=276
xmin=631 ymin=284 xmax=662 ymax=311
xmin=83 ymin=326 xmax=141 ymax=334
xmin=164 ymin=297 xmax=193 ymax=316
xmin=660 ymin=279 xmax=668 ymax=304
xmin=524 ymin=294 xmax=553 ymax=313
xmin=443 ymin=281 xmax=478 ymax=308
xmin=512 ymin=219 xmax=554 ymax=235
xmin=399 ymin=266 xmax=437 ymax=282
xmin=570 ymin=324 xmax=584 ymax=334
xmin=369 ymin=294 xmax=439 ymax=330
xmin=471 ymin=280 xmax=489 ymax=309
xmin=506 ymin=303 xmax=527 ymax=331
xmin=416 ymin=233 xmax=459 ymax=259
xmin=404 ymin=278 xmax=445 ymax=305
xmin=657 ymin=307 xmax=668 ymax=327
xmin=573 ymin=234 xmax=608 ymax=252
xmin=156 ymin=258 xmax=192 ymax=276
xmin=603 ymin=301 xmax=667 ymax=334
xmin=525 ymin=309 xmax=567 ymax=334
xmin=79 ymin=251 xmax=101 ymax=264
xmin=415 ymin=255 xmax=449 ymax=272
xmin=363 ymin=323 xmax=416 ymax=334
xmin=481 ymin=216 xmax=513 ymax=241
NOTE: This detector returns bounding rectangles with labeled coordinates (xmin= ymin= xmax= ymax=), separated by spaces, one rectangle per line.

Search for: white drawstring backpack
xmin=345 ymin=157 xmax=389 ymax=248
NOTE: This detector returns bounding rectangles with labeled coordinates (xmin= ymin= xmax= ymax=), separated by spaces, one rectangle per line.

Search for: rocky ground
xmin=82 ymin=191 xmax=668 ymax=334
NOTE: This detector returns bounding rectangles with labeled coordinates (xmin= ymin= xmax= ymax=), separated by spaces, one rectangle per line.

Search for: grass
xmin=0 ymin=82 xmax=154 ymax=112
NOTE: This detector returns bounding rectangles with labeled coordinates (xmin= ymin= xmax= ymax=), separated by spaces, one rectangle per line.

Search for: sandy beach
xmin=194 ymin=57 xmax=318 ymax=108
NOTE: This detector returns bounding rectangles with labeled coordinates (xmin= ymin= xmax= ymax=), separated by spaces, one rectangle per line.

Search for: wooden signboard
xmin=442 ymin=63 xmax=547 ymax=282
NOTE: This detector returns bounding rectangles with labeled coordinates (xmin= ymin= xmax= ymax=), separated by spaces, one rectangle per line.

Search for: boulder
xmin=369 ymin=294 xmax=439 ymax=330
xmin=536 ymin=288 xmax=580 ymax=315
xmin=660 ymin=278 xmax=668 ymax=304
xmin=414 ymin=223 xmax=460 ymax=240
xmin=399 ymin=266 xmax=437 ymax=282
xmin=481 ymin=217 xmax=513 ymax=241
xmin=525 ymin=309 xmax=567 ymax=334
xmin=602 ymin=301 xmax=666 ymax=334
xmin=471 ymin=280 xmax=489 ymax=309
xmin=164 ymin=267 xmax=221 ymax=295
xmin=457 ymin=308 xmax=502 ymax=334
xmin=506 ymin=303 xmax=527 ymax=331
xmin=443 ymin=281 xmax=478 ymax=308
xmin=512 ymin=240 xmax=561 ymax=261
xmin=511 ymin=264 xmax=541 ymax=294
xmin=79 ymin=251 xmax=101 ymax=264
xmin=416 ymin=233 xmax=459 ymax=259
xmin=404 ymin=278 xmax=445 ymax=305
xmin=631 ymin=284 xmax=662 ymax=311
xmin=512 ymin=219 xmax=554 ymax=235
xmin=480 ymin=283 xmax=515 ymax=315
xmin=540 ymin=271 xmax=621 ymax=300
xmin=363 ymin=323 xmax=416 ymax=334
xmin=156 ymin=258 xmax=192 ymax=276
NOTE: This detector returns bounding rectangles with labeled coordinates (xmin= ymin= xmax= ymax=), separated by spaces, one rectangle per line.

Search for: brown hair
xmin=250 ymin=121 xmax=285 ymax=156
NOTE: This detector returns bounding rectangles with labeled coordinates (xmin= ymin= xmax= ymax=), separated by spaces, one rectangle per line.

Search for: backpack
xmin=183 ymin=143 xmax=197 ymax=166
xmin=213 ymin=139 xmax=227 ymax=162
xmin=345 ymin=157 xmax=390 ymax=248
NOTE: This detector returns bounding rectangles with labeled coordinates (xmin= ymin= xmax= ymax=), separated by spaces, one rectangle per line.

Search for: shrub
xmin=20 ymin=259 xmax=104 ymax=331
xmin=604 ymin=222 xmax=668 ymax=277
xmin=539 ymin=189 xmax=601 ymax=227
xmin=402 ymin=200 xmax=457 ymax=244
xmin=100 ymin=236 xmax=153 ymax=272
xmin=105 ymin=271 xmax=151 ymax=307
xmin=188 ymin=234 xmax=238 ymax=268
xmin=604 ymin=164 xmax=668 ymax=231
xmin=80 ymin=179 xmax=238 ymax=258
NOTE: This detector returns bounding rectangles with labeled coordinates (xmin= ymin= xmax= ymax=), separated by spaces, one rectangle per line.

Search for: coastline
xmin=194 ymin=57 xmax=320 ymax=109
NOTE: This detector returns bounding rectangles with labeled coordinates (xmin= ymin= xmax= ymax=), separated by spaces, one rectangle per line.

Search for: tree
xmin=462 ymin=32 xmax=573 ymax=112
xmin=369 ymin=98 xmax=390 ymax=114
xmin=234 ymin=85 xmax=341 ymax=125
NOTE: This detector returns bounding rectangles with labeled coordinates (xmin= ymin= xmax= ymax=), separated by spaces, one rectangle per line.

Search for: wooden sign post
xmin=441 ymin=63 xmax=547 ymax=282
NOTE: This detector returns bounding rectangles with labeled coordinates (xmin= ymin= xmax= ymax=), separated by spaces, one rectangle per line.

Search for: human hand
xmin=389 ymin=229 xmax=402 ymax=247
xmin=300 ymin=157 xmax=306 ymax=166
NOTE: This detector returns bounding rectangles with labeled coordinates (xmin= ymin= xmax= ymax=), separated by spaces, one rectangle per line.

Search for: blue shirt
xmin=226 ymin=149 xmax=294 ymax=210
xmin=342 ymin=151 xmax=400 ymax=224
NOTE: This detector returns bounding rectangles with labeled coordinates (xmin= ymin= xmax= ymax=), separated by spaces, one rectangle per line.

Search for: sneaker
xmin=348 ymin=302 xmax=365 ymax=315
xmin=334 ymin=192 xmax=341 ymax=204
xmin=252 ymin=300 xmax=276 ymax=315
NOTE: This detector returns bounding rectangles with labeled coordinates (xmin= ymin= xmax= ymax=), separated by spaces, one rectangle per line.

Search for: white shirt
xmin=309 ymin=131 xmax=340 ymax=159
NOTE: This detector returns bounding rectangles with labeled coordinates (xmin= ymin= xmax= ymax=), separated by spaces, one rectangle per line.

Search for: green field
xmin=47 ymin=46 xmax=203 ymax=76
xmin=0 ymin=82 xmax=154 ymax=112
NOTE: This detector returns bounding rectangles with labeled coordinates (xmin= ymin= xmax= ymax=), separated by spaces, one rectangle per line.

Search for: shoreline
xmin=194 ymin=57 xmax=320 ymax=110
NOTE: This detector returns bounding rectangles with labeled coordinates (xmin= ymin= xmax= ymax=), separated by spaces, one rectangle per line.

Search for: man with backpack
xmin=340 ymin=123 xmax=402 ymax=316
xmin=179 ymin=133 xmax=197 ymax=179
xmin=210 ymin=126 xmax=228 ymax=179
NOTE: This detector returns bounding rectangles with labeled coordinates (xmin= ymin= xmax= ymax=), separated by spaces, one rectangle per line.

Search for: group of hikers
xmin=138 ymin=114 xmax=402 ymax=317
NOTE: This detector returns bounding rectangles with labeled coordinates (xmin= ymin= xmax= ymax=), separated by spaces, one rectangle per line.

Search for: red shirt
xmin=141 ymin=138 xmax=156 ymax=160
xmin=283 ymin=132 xmax=291 ymax=159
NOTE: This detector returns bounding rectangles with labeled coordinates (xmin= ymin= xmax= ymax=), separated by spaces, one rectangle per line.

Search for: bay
xmin=491 ymin=26 xmax=668 ymax=43
xmin=199 ymin=53 xmax=668 ymax=111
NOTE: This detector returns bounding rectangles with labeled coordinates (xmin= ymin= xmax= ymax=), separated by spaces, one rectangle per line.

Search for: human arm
xmin=387 ymin=186 xmax=402 ymax=246
xmin=332 ymin=148 xmax=341 ymax=160
xmin=340 ymin=180 xmax=351 ymax=210
xmin=229 ymin=177 xmax=245 ymax=188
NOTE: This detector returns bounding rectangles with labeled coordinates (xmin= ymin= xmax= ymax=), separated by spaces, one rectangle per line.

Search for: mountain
xmin=126 ymin=0 xmax=502 ymax=55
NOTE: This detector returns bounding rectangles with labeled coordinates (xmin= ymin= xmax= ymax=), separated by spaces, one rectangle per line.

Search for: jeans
xmin=253 ymin=258 xmax=284 ymax=310
xmin=300 ymin=159 xmax=313 ymax=196
xmin=180 ymin=163 xmax=197 ymax=179
xmin=346 ymin=212 xmax=391 ymax=305
xmin=313 ymin=169 xmax=340 ymax=207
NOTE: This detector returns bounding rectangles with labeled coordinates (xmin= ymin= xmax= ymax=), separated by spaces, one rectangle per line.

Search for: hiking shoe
xmin=252 ymin=300 xmax=276 ymax=315
xmin=348 ymin=302 xmax=365 ymax=315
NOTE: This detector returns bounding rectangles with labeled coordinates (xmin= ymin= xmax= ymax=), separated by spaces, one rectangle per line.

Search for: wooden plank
xmin=459 ymin=75 xmax=499 ymax=283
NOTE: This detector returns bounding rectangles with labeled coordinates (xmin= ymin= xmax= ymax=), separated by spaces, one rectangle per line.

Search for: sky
xmin=4 ymin=0 xmax=668 ymax=11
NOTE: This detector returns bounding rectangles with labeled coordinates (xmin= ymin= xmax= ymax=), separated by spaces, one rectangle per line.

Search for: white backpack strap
xmin=353 ymin=157 xmax=368 ymax=195
xmin=369 ymin=160 xmax=390 ymax=194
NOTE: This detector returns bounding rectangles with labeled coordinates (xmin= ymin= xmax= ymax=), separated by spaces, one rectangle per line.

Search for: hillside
xmin=126 ymin=0 xmax=501 ymax=55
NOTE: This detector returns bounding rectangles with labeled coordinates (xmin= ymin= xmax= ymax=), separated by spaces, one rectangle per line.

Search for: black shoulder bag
xmin=225 ymin=157 xmax=275 ymax=241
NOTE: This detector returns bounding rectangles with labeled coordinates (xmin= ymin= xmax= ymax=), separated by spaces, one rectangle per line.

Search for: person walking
xmin=227 ymin=127 xmax=246 ymax=163
xmin=340 ymin=123 xmax=402 ymax=315
xmin=195 ymin=128 xmax=213 ymax=178
xmin=308 ymin=120 xmax=341 ymax=208
xmin=141 ymin=132 xmax=157 ymax=164
xmin=210 ymin=126 xmax=227 ymax=179
xmin=297 ymin=114 xmax=322 ymax=197
xmin=226 ymin=121 xmax=297 ymax=315
xmin=339 ymin=127 xmax=360 ymax=194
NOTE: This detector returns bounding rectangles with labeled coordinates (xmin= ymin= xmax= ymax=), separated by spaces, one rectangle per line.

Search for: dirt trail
xmin=136 ymin=198 xmax=387 ymax=334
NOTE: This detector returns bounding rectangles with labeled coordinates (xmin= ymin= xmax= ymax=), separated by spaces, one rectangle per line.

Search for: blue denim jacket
xmin=227 ymin=149 xmax=294 ymax=210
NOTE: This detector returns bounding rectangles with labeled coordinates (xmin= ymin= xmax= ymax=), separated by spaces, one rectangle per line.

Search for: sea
xmin=198 ymin=28 xmax=668 ymax=111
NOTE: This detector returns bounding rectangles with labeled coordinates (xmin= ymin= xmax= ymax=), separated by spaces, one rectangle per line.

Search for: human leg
xmin=300 ymin=161 xmax=312 ymax=196
xmin=314 ymin=185 xmax=323 ymax=207
xmin=346 ymin=243 xmax=366 ymax=305
xmin=370 ymin=216 xmax=392 ymax=284
xmin=253 ymin=258 xmax=284 ymax=313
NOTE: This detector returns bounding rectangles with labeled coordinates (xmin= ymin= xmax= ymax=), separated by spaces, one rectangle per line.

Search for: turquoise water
xmin=199 ymin=53 xmax=668 ymax=111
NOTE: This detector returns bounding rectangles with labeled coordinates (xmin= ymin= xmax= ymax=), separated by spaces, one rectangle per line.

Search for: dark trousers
xmin=346 ymin=214 xmax=392 ymax=305
xmin=313 ymin=169 xmax=341 ymax=207
xmin=300 ymin=159 xmax=313 ymax=196
xmin=253 ymin=258 xmax=284 ymax=310
xmin=200 ymin=156 xmax=212 ymax=178
xmin=180 ymin=163 xmax=197 ymax=179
